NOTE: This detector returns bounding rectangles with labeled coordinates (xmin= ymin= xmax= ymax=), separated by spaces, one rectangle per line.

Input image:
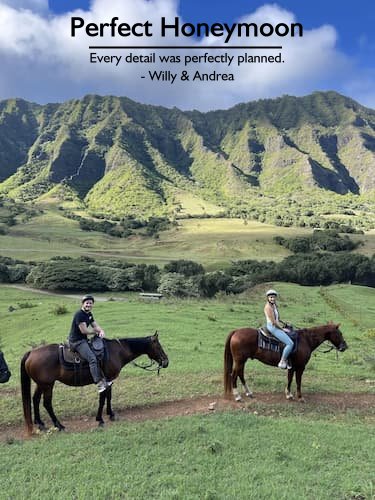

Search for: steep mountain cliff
xmin=0 ymin=91 xmax=374 ymax=218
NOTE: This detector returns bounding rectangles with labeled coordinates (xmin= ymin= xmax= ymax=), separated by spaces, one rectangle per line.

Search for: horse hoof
xmin=109 ymin=415 xmax=116 ymax=421
xmin=235 ymin=395 xmax=243 ymax=402
xmin=285 ymin=394 xmax=294 ymax=400
xmin=298 ymin=397 xmax=305 ymax=403
xmin=245 ymin=392 xmax=253 ymax=398
xmin=98 ymin=421 xmax=105 ymax=427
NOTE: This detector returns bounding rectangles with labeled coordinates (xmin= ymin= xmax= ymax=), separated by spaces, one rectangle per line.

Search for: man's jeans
xmin=69 ymin=339 xmax=102 ymax=383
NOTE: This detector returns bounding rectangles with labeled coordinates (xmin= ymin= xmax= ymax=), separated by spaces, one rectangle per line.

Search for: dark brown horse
xmin=224 ymin=323 xmax=347 ymax=402
xmin=21 ymin=333 xmax=168 ymax=435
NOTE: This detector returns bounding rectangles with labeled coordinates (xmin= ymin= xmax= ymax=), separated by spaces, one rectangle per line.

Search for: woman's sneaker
xmin=278 ymin=359 xmax=288 ymax=369
xmin=97 ymin=380 xmax=107 ymax=393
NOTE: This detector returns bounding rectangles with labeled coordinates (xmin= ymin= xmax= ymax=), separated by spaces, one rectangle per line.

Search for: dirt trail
xmin=4 ymin=284 xmax=112 ymax=301
xmin=1 ymin=392 xmax=373 ymax=442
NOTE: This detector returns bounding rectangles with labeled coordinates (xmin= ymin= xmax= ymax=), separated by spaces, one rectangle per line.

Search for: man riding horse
xmin=68 ymin=295 xmax=111 ymax=392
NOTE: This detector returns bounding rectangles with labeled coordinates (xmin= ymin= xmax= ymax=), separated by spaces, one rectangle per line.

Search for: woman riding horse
xmin=264 ymin=289 xmax=294 ymax=369
xmin=224 ymin=322 xmax=347 ymax=402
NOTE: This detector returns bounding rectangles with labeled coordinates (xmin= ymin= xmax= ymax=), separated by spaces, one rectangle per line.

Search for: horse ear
xmin=336 ymin=323 xmax=340 ymax=328
xmin=154 ymin=330 xmax=158 ymax=338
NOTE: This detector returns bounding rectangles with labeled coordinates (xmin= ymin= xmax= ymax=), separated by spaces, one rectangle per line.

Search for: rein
xmin=315 ymin=341 xmax=339 ymax=357
xmin=131 ymin=360 xmax=161 ymax=375
xmin=115 ymin=338 xmax=161 ymax=375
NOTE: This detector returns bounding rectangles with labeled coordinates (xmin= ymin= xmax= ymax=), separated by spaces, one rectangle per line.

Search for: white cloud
xmin=0 ymin=0 xmax=371 ymax=110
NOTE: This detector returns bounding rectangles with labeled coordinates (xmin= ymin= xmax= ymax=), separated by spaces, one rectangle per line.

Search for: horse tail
xmin=20 ymin=351 xmax=33 ymax=436
xmin=223 ymin=330 xmax=236 ymax=398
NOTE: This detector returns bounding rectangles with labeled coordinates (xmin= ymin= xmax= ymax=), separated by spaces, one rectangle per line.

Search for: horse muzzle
xmin=159 ymin=358 xmax=169 ymax=369
xmin=338 ymin=342 xmax=348 ymax=352
xmin=0 ymin=370 xmax=11 ymax=383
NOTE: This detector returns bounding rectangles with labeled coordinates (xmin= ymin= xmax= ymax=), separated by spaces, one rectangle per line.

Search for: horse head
xmin=148 ymin=332 xmax=169 ymax=369
xmin=327 ymin=323 xmax=348 ymax=352
xmin=0 ymin=351 xmax=11 ymax=383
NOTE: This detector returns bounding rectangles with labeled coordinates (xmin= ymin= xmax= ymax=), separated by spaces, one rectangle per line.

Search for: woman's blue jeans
xmin=267 ymin=323 xmax=294 ymax=360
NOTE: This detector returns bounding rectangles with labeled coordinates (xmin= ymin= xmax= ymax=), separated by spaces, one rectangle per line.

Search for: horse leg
xmin=43 ymin=385 xmax=65 ymax=431
xmin=285 ymin=369 xmax=295 ymax=400
xmin=33 ymin=385 xmax=46 ymax=431
xmin=238 ymin=363 xmax=253 ymax=398
xmin=106 ymin=386 xmax=115 ymax=421
xmin=295 ymin=369 xmax=305 ymax=402
xmin=232 ymin=361 xmax=244 ymax=402
xmin=96 ymin=389 xmax=107 ymax=426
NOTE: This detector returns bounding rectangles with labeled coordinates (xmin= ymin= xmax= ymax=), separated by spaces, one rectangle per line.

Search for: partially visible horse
xmin=0 ymin=351 xmax=11 ymax=383
xmin=224 ymin=323 xmax=347 ymax=402
xmin=21 ymin=333 xmax=169 ymax=435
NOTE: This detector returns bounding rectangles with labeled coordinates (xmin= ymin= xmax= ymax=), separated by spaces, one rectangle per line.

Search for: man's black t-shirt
xmin=69 ymin=309 xmax=95 ymax=342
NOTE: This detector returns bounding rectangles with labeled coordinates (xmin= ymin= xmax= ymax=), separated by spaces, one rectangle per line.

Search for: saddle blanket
xmin=258 ymin=330 xmax=282 ymax=353
xmin=257 ymin=328 xmax=298 ymax=354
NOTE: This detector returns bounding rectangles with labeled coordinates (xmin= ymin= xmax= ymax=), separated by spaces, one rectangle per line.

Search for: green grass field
xmin=1 ymin=413 xmax=374 ymax=500
xmin=1 ymin=203 xmax=375 ymax=500
xmin=1 ymin=206 xmax=375 ymax=268
xmin=0 ymin=283 xmax=374 ymax=499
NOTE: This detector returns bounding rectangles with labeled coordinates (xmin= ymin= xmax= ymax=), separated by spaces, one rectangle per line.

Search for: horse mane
xmin=117 ymin=336 xmax=153 ymax=345
xmin=299 ymin=323 xmax=337 ymax=334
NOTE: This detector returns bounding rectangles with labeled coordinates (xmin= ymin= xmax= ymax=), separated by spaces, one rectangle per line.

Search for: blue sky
xmin=0 ymin=0 xmax=374 ymax=110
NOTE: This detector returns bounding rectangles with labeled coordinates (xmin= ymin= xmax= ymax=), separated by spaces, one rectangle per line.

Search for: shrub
xmin=164 ymin=260 xmax=205 ymax=277
xmin=8 ymin=264 xmax=30 ymax=283
xmin=17 ymin=302 xmax=37 ymax=309
xmin=53 ymin=304 xmax=69 ymax=315
xmin=26 ymin=260 xmax=107 ymax=291
xmin=157 ymin=273 xmax=203 ymax=297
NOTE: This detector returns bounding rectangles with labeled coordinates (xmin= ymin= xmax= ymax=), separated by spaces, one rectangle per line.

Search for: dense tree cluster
xmin=274 ymin=230 xmax=362 ymax=253
xmin=63 ymin=211 xmax=173 ymax=238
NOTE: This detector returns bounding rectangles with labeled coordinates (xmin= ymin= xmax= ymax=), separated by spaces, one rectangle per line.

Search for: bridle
xmin=316 ymin=341 xmax=337 ymax=354
xmin=115 ymin=338 xmax=163 ymax=375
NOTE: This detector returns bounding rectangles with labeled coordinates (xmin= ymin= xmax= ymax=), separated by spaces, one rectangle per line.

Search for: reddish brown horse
xmin=224 ymin=323 xmax=347 ymax=402
xmin=21 ymin=333 xmax=168 ymax=435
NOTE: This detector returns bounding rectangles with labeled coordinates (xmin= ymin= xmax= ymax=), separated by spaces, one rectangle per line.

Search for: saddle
xmin=258 ymin=327 xmax=298 ymax=354
xmin=59 ymin=337 xmax=107 ymax=371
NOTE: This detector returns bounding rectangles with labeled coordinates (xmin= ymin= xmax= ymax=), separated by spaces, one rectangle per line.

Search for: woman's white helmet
xmin=266 ymin=289 xmax=278 ymax=297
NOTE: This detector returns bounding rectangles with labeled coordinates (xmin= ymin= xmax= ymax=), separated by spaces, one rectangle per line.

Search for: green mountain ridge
xmin=0 ymin=91 xmax=374 ymax=220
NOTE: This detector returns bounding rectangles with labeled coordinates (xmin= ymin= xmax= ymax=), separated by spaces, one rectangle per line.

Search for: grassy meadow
xmin=0 ymin=206 xmax=374 ymax=499
xmin=1 ymin=412 xmax=374 ymax=500
xmin=1 ymin=206 xmax=375 ymax=268
xmin=0 ymin=283 xmax=374 ymax=498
